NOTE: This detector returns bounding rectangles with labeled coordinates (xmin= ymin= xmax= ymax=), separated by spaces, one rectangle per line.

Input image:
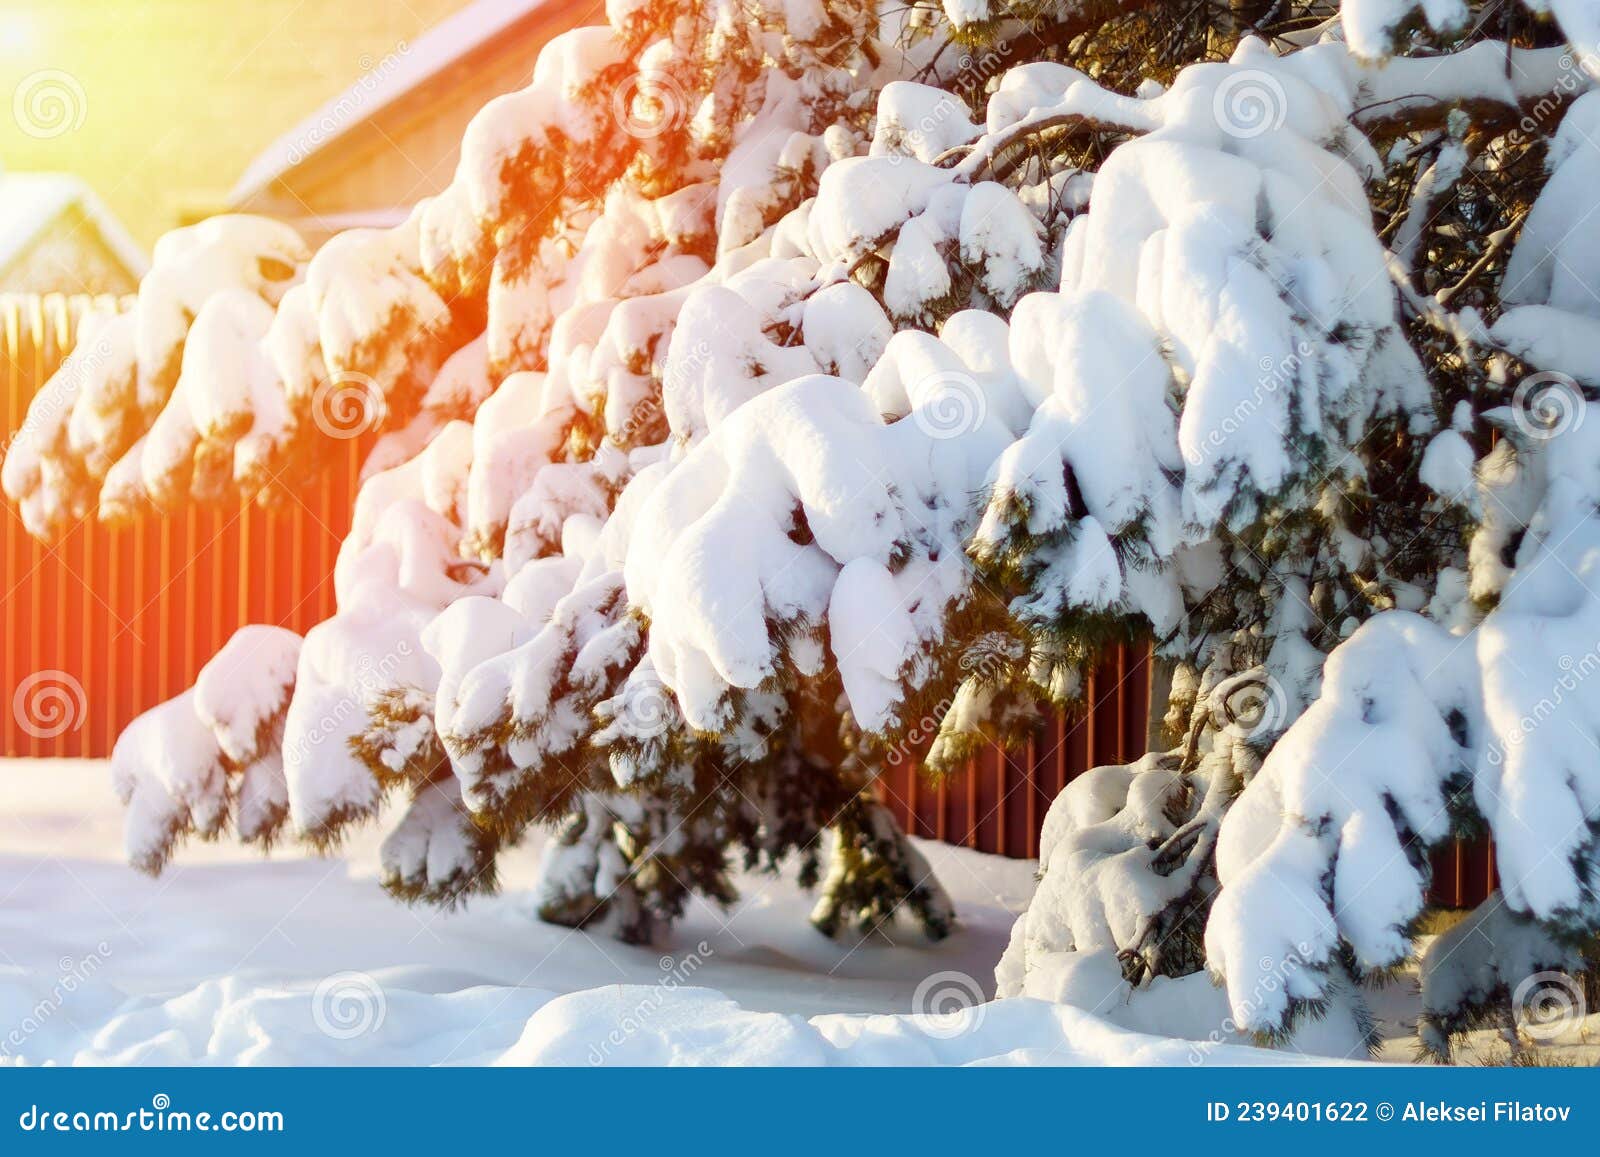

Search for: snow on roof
xmin=229 ymin=0 xmax=557 ymax=207
xmin=0 ymin=171 xmax=149 ymax=278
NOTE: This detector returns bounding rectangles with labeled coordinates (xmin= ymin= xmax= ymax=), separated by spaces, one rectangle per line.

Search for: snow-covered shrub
xmin=16 ymin=0 xmax=1600 ymax=1055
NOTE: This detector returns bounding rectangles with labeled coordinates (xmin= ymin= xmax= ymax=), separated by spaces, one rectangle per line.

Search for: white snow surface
xmin=0 ymin=759 xmax=1332 ymax=1067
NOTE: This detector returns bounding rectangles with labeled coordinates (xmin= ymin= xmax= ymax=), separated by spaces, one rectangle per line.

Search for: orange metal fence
xmin=0 ymin=293 xmax=1495 ymax=906
xmin=875 ymin=648 xmax=1497 ymax=908
xmin=876 ymin=643 xmax=1153 ymax=861
xmin=0 ymin=292 xmax=362 ymax=759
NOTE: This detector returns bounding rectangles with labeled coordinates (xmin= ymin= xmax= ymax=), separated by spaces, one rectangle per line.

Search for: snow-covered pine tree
xmin=987 ymin=4 xmax=1600 ymax=1059
xmin=10 ymin=0 xmax=1600 ymax=1056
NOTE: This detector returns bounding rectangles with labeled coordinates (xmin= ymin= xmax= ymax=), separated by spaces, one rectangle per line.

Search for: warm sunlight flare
xmin=0 ymin=10 xmax=41 ymax=61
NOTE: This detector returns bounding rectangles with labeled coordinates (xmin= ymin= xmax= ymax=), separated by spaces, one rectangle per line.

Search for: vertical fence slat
xmin=1024 ymin=730 xmax=1038 ymax=860
xmin=2 ymin=298 xmax=21 ymax=756
xmin=25 ymin=298 xmax=45 ymax=758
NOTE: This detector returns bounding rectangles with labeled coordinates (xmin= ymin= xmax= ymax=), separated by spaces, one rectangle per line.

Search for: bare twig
xmin=1437 ymin=210 xmax=1527 ymax=309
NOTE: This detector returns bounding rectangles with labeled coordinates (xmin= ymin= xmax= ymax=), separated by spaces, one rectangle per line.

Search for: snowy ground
xmin=0 ymin=759 xmax=1370 ymax=1065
